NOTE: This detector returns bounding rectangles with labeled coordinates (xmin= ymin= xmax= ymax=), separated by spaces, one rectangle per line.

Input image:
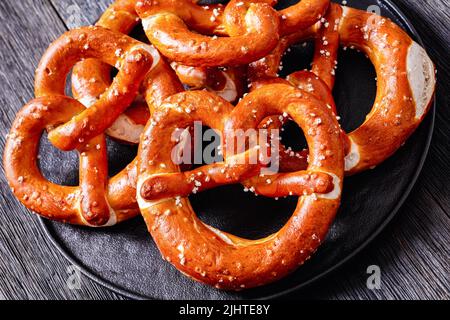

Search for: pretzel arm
xmin=140 ymin=148 xmax=266 ymax=201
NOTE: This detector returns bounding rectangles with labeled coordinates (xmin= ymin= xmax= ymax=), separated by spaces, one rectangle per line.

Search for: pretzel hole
xmin=279 ymin=40 xmax=314 ymax=79
xmin=280 ymin=120 xmax=307 ymax=151
xmin=106 ymin=137 xmax=138 ymax=177
xmin=333 ymin=47 xmax=376 ymax=132
xmin=39 ymin=133 xmax=79 ymax=186
xmin=129 ymin=21 xmax=149 ymax=44
xmin=191 ymin=184 xmax=296 ymax=240
xmin=274 ymin=0 xmax=300 ymax=10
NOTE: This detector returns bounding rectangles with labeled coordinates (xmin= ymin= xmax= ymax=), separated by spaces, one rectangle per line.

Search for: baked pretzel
xmin=250 ymin=4 xmax=436 ymax=175
xmin=35 ymin=26 xmax=159 ymax=151
xmin=336 ymin=6 xmax=435 ymax=173
xmin=136 ymin=0 xmax=280 ymax=66
xmin=3 ymin=96 xmax=142 ymax=226
xmin=137 ymin=84 xmax=343 ymax=289
xmin=4 ymin=26 xmax=176 ymax=226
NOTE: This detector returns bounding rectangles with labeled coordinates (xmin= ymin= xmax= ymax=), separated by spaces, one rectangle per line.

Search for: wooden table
xmin=0 ymin=0 xmax=448 ymax=300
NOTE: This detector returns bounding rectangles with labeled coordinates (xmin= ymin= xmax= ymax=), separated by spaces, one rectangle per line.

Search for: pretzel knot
xmin=35 ymin=26 xmax=159 ymax=151
xmin=4 ymin=26 xmax=166 ymax=226
xmin=4 ymin=96 xmax=141 ymax=226
xmin=137 ymin=85 xmax=343 ymax=290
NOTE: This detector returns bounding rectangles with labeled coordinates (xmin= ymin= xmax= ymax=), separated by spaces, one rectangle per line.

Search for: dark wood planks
xmin=0 ymin=0 xmax=122 ymax=300
xmin=0 ymin=0 xmax=448 ymax=300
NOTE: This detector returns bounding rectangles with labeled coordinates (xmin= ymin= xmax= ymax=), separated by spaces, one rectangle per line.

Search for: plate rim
xmin=39 ymin=0 xmax=437 ymax=300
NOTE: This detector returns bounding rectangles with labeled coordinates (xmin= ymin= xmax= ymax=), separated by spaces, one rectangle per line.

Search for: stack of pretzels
xmin=4 ymin=0 xmax=436 ymax=290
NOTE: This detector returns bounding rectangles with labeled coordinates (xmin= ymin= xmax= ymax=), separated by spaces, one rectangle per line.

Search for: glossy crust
xmin=338 ymin=6 xmax=436 ymax=174
xmin=137 ymin=85 xmax=344 ymax=290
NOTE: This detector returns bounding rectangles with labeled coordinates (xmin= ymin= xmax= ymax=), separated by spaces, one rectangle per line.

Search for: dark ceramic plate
xmin=39 ymin=0 xmax=435 ymax=300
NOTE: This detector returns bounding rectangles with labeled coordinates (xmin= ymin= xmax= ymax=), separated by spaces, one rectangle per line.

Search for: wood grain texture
xmin=0 ymin=0 xmax=449 ymax=300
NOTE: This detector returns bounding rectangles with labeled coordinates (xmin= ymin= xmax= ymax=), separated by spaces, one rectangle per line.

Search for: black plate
xmin=39 ymin=0 xmax=435 ymax=300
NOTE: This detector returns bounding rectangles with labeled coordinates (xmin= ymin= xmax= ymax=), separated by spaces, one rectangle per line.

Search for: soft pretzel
xmin=250 ymin=4 xmax=436 ymax=175
xmin=136 ymin=0 xmax=280 ymax=66
xmin=336 ymin=6 xmax=435 ymax=174
xmin=73 ymin=0 xmax=242 ymax=136
xmin=3 ymin=96 xmax=142 ymax=226
xmin=136 ymin=84 xmax=343 ymax=290
xmin=35 ymin=26 xmax=159 ymax=151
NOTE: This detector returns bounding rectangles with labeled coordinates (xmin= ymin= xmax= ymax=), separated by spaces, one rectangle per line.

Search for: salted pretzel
xmin=250 ymin=4 xmax=436 ymax=175
xmin=245 ymin=4 xmax=342 ymax=172
xmin=72 ymin=0 xmax=150 ymax=144
xmin=71 ymin=0 xmax=186 ymax=144
xmin=3 ymin=96 xmax=143 ymax=226
xmin=3 ymin=26 xmax=168 ymax=226
xmin=136 ymin=84 xmax=343 ymax=289
xmin=136 ymin=0 xmax=280 ymax=66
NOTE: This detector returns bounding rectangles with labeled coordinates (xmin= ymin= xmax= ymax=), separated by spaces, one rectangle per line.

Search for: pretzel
xmin=136 ymin=84 xmax=343 ymax=289
xmin=35 ymin=26 xmax=160 ymax=151
xmin=3 ymin=96 xmax=143 ymax=226
xmin=4 ymin=26 xmax=175 ymax=226
xmin=336 ymin=6 xmax=435 ymax=173
xmin=250 ymin=4 xmax=436 ymax=175
xmin=136 ymin=0 xmax=280 ymax=66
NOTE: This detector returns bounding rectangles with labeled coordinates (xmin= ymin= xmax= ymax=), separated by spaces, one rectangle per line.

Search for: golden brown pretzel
xmin=136 ymin=0 xmax=280 ymax=66
xmin=246 ymin=4 xmax=343 ymax=172
xmin=248 ymin=3 xmax=341 ymax=90
xmin=136 ymin=84 xmax=344 ymax=289
xmin=4 ymin=26 xmax=177 ymax=226
xmin=3 ymin=96 xmax=141 ymax=226
xmin=35 ymin=26 xmax=159 ymax=151
xmin=250 ymin=4 xmax=436 ymax=175
xmin=73 ymin=0 xmax=242 ymax=133
xmin=336 ymin=6 xmax=435 ymax=174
